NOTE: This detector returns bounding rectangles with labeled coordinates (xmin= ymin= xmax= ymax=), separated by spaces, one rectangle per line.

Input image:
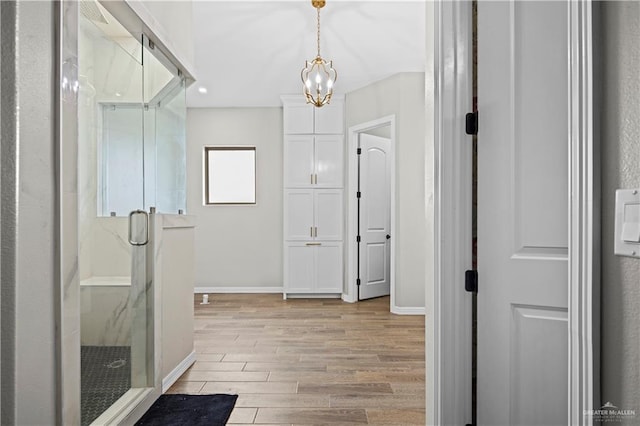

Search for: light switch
xmin=622 ymin=222 xmax=640 ymax=243
xmin=614 ymin=189 xmax=640 ymax=258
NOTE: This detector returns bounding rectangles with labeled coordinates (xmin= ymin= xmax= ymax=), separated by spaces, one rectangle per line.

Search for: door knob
xmin=386 ymin=234 xmax=391 ymax=240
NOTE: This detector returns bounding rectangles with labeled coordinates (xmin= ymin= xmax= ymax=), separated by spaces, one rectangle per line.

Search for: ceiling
xmin=187 ymin=1 xmax=426 ymax=108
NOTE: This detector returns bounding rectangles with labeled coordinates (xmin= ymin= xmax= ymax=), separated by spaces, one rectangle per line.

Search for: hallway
xmin=168 ymin=294 xmax=425 ymax=424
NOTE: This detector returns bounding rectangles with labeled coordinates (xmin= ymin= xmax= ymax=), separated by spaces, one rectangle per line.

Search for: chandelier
xmin=301 ymin=0 xmax=337 ymax=107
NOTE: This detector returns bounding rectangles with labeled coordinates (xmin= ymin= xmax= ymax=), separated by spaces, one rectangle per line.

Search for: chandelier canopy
xmin=301 ymin=0 xmax=337 ymax=108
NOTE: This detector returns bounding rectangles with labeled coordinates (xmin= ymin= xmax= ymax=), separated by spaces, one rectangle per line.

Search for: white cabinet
xmin=315 ymin=136 xmax=344 ymax=187
xmin=315 ymin=243 xmax=343 ymax=293
xmin=315 ymin=102 xmax=345 ymax=134
xmin=284 ymin=135 xmax=314 ymax=187
xmin=282 ymin=95 xmax=344 ymax=298
xmin=281 ymin=95 xmax=344 ymax=135
xmin=284 ymin=135 xmax=343 ymax=188
xmin=285 ymin=189 xmax=343 ymax=241
xmin=284 ymin=190 xmax=314 ymax=240
xmin=283 ymin=102 xmax=315 ymax=134
xmin=285 ymin=242 xmax=343 ymax=293
xmin=314 ymin=190 xmax=342 ymax=240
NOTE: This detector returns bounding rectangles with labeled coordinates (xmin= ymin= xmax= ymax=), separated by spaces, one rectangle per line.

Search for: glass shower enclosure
xmin=77 ymin=2 xmax=186 ymax=424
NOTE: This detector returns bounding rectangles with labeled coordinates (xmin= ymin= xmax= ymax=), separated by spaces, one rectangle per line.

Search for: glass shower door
xmin=78 ymin=5 xmax=155 ymax=425
xmin=142 ymin=36 xmax=187 ymax=215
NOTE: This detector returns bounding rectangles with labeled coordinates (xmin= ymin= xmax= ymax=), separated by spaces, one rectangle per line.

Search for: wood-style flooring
xmin=168 ymin=294 xmax=425 ymax=425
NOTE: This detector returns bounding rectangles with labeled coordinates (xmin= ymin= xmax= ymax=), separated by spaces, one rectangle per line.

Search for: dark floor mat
xmin=135 ymin=394 xmax=238 ymax=426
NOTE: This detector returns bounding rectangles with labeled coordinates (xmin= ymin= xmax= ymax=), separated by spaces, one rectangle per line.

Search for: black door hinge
xmin=465 ymin=111 xmax=478 ymax=135
xmin=356 ymin=235 xmax=361 ymax=243
xmin=356 ymin=278 xmax=361 ymax=286
xmin=465 ymin=270 xmax=478 ymax=293
xmin=357 ymin=148 xmax=362 ymax=155
xmin=357 ymin=191 xmax=361 ymax=198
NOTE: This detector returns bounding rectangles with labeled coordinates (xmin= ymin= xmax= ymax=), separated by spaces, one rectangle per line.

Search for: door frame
xmin=429 ymin=0 xmax=473 ymax=423
xmin=345 ymin=115 xmax=396 ymax=309
xmin=568 ymin=1 xmax=599 ymax=423
xmin=431 ymin=0 xmax=599 ymax=424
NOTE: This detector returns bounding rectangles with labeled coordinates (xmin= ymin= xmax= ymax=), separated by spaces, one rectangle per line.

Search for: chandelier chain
xmin=316 ymin=7 xmax=321 ymax=57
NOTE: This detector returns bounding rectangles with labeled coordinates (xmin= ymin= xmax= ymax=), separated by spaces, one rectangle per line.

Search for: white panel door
xmin=284 ymin=190 xmax=314 ymax=241
xmin=284 ymin=136 xmax=314 ymax=187
xmin=314 ymin=189 xmax=343 ymax=241
xmin=359 ymin=134 xmax=391 ymax=300
xmin=477 ymin=1 xmax=569 ymax=425
xmin=314 ymin=99 xmax=344 ymax=134
xmin=314 ymin=135 xmax=344 ymax=188
xmin=285 ymin=244 xmax=314 ymax=292
xmin=315 ymin=243 xmax=343 ymax=293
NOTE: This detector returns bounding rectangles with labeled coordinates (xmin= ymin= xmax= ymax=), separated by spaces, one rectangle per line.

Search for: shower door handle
xmin=128 ymin=209 xmax=149 ymax=246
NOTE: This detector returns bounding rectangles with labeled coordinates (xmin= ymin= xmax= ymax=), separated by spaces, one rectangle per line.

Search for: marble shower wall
xmin=80 ymin=281 xmax=132 ymax=346
xmin=78 ymin=20 xmax=97 ymax=281
xmin=90 ymin=217 xmax=131 ymax=277
xmin=78 ymin=18 xmax=135 ymax=281
xmin=78 ymin=12 xmax=135 ymax=347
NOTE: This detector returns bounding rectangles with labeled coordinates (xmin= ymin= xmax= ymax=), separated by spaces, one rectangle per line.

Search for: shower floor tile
xmin=81 ymin=345 xmax=131 ymax=426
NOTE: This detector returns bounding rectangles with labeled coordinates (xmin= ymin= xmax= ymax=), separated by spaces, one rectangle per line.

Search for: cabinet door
xmin=314 ymin=99 xmax=344 ymax=134
xmin=314 ymin=189 xmax=343 ymax=240
xmin=284 ymin=190 xmax=314 ymax=240
xmin=283 ymin=103 xmax=314 ymax=134
xmin=285 ymin=244 xmax=314 ymax=293
xmin=315 ymin=243 xmax=343 ymax=293
xmin=314 ymin=135 xmax=344 ymax=188
xmin=284 ymin=136 xmax=314 ymax=187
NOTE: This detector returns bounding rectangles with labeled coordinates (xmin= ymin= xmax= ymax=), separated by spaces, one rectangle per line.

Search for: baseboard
xmin=285 ymin=293 xmax=341 ymax=299
xmin=162 ymin=350 xmax=196 ymax=393
xmin=342 ymin=293 xmax=357 ymax=303
xmin=391 ymin=305 xmax=426 ymax=315
xmin=194 ymin=286 xmax=283 ymax=294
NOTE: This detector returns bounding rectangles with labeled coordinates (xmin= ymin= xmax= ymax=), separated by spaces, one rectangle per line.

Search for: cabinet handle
xmin=314 ymin=227 xmax=318 ymax=237
xmin=310 ymin=226 xmax=313 ymax=237
xmin=314 ymin=174 xmax=318 ymax=185
xmin=306 ymin=242 xmax=322 ymax=246
xmin=311 ymin=174 xmax=314 ymax=184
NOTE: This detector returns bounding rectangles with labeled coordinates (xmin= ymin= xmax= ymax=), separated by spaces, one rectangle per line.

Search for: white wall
xmin=159 ymin=218 xmax=196 ymax=384
xmin=345 ymin=73 xmax=427 ymax=308
xmin=600 ymin=1 xmax=640 ymax=411
xmin=187 ymin=108 xmax=283 ymax=289
xmin=1 ymin=2 xmax=58 ymax=424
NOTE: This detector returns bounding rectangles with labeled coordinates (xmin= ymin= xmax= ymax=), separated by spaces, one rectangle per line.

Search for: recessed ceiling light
xmin=115 ymin=92 xmax=122 ymax=97
xmin=198 ymin=87 xmax=208 ymax=94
